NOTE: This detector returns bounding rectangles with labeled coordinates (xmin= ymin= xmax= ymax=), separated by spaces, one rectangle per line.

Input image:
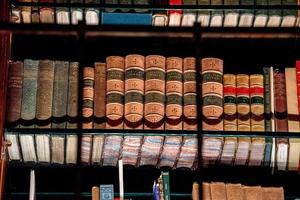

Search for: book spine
xmin=6 ymin=61 xmax=23 ymax=125
xmin=65 ymin=134 xmax=78 ymax=164
xmin=92 ymin=186 xmax=100 ymax=200
xmin=124 ymin=55 xmax=145 ymax=129
xmin=250 ymin=74 xmax=265 ymax=131
xmin=236 ymin=74 xmax=250 ymax=131
xmin=223 ymin=74 xmax=237 ymax=131
xmin=39 ymin=0 xmax=55 ymax=23
xmin=263 ymin=67 xmax=272 ymax=132
xmin=82 ymin=67 xmax=95 ymax=129
xmin=35 ymin=134 xmax=50 ymax=163
xmin=183 ymin=57 xmax=197 ymax=130
xmin=288 ymin=138 xmax=300 ymax=170
xmin=165 ymin=57 xmax=183 ymax=130
xmin=91 ymin=135 xmax=104 ymax=163
xmin=276 ymin=138 xmax=289 ymax=170
xmin=56 ymin=0 xmax=70 ymax=25
xmin=161 ymin=172 xmax=170 ymax=200
xmin=21 ymin=0 xmax=32 ymax=23
xmin=144 ymin=55 xmax=166 ymax=130
xmin=210 ymin=182 xmax=226 ymax=200
xmin=52 ymin=61 xmax=69 ymax=128
xmin=263 ymin=137 xmax=273 ymax=166
xmin=71 ymin=0 xmax=83 ymax=24
xmin=274 ymin=70 xmax=288 ymax=132
xmin=270 ymin=67 xmax=275 ymax=131
xmin=67 ymin=62 xmax=79 ymax=128
xmin=31 ymin=0 xmax=40 ymax=23
xmin=201 ymin=58 xmax=224 ymax=131
xmin=106 ymin=56 xmax=125 ymax=129
xmin=169 ymin=0 xmax=183 ymax=14
xmin=94 ymin=62 xmax=106 ymax=129
xmin=51 ymin=135 xmax=65 ymax=164
xmin=296 ymin=61 xmax=300 ymax=122
xmin=81 ymin=134 xmax=92 ymax=164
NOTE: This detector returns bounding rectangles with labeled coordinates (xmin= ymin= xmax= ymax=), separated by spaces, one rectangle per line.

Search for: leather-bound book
xmin=20 ymin=0 xmax=32 ymax=23
xmin=263 ymin=67 xmax=271 ymax=132
xmin=192 ymin=182 xmax=199 ymax=200
xmin=253 ymin=0 xmax=268 ymax=27
xmin=91 ymin=135 xmax=104 ymax=164
xmin=202 ymin=137 xmax=223 ymax=166
xmin=56 ymin=0 xmax=70 ymax=24
xmin=21 ymin=59 xmax=39 ymax=127
xmin=36 ymin=60 xmax=55 ymax=128
xmin=238 ymin=0 xmax=254 ymax=27
xmin=183 ymin=57 xmax=197 ymax=130
xmin=223 ymin=74 xmax=237 ymax=131
xmin=39 ymin=0 xmax=55 ymax=23
xmin=94 ymin=62 xmax=106 ymax=129
xmin=82 ymin=67 xmax=94 ymax=129
xmin=5 ymin=131 xmax=22 ymax=161
xmin=124 ymin=55 xmax=144 ymax=129
xmin=248 ymin=137 xmax=265 ymax=166
xmin=296 ymin=61 xmax=300 ymax=117
xmin=236 ymin=74 xmax=250 ymax=131
xmin=31 ymin=0 xmax=40 ymax=23
xmin=262 ymin=187 xmax=284 ymax=200
xmin=51 ymin=135 xmax=65 ymax=164
xmin=210 ymin=182 xmax=226 ymax=200
xmin=52 ymin=61 xmax=69 ymax=128
xmin=65 ymin=134 xmax=78 ymax=164
xmin=6 ymin=61 xmax=23 ymax=125
xmin=285 ymin=68 xmax=300 ymax=132
xmin=250 ymin=74 xmax=265 ymax=131
xmin=288 ymin=138 xmax=300 ymax=170
xmin=273 ymin=70 xmax=288 ymax=132
xmin=168 ymin=0 xmax=182 ymax=26
xmin=35 ymin=134 xmax=50 ymax=163
xmin=67 ymin=62 xmax=79 ymax=129
xmin=19 ymin=134 xmax=37 ymax=162
xmin=223 ymin=0 xmax=239 ymax=27
xmin=144 ymin=55 xmax=166 ymax=130
xmin=71 ymin=0 xmax=83 ymax=25
xmin=81 ymin=134 xmax=92 ymax=164
xmin=243 ymin=186 xmax=263 ymax=200
xmin=165 ymin=57 xmax=183 ymax=130
xmin=201 ymin=58 xmax=223 ymax=131
xmin=202 ymin=182 xmax=211 ymax=200
xmin=226 ymin=183 xmax=243 ymax=200
xmin=92 ymin=186 xmax=100 ymax=200
xmin=106 ymin=56 xmax=125 ymax=129
xmin=276 ymin=138 xmax=288 ymax=171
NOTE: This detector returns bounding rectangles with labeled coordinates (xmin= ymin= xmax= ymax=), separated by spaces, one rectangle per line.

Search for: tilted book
xmin=223 ymin=74 xmax=237 ymax=131
xmin=94 ymin=62 xmax=106 ymax=129
xmin=220 ymin=137 xmax=237 ymax=165
xmin=234 ymin=137 xmax=250 ymax=166
xmin=35 ymin=134 xmax=50 ymax=163
xmin=281 ymin=0 xmax=297 ymax=27
xmin=202 ymin=137 xmax=224 ymax=166
xmin=158 ymin=136 xmax=182 ymax=168
xmin=102 ymin=136 xmax=123 ymax=166
xmin=139 ymin=136 xmax=164 ymax=166
xmin=223 ymin=0 xmax=239 ymax=27
xmin=82 ymin=66 xmax=95 ymax=129
xmin=67 ymin=62 xmax=79 ymax=128
xmin=106 ymin=56 xmax=125 ymax=129
xmin=236 ymin=74 xmax=250 ymax=131
xmin=248 ymin=137 xmax=265 ymax=166
xmin=210 ymin=0 xmax=224 ymax=27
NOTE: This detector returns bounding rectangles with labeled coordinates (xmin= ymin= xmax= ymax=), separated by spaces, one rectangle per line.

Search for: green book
xmin=161 ymin=171 xmax=170 ymax=200
xmin=263 ymin=67 xmax=271 ymax=132
xmin=52 ymin=61 xmax=69 ymax=128
xmin=239 ymin=0 xmax=254 ymax=27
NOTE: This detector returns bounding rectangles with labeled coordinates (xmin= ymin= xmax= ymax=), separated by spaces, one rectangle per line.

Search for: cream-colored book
xmin=19 ymin=134 xmax=37 ymax=162
xmin=91 ymin=135 xmax=105 ymax=164
xmin=288 ymin=138 xmax=300 ymax=170
xmin=6 ymin=133 xmax=21 ymax=161
xmin=51 ymin=135 xmax=65 ymax=164
xmin=35 ymin=134 xmax=50 ymax=163
xmin=66 ymin=135 xmax=78 ymax=164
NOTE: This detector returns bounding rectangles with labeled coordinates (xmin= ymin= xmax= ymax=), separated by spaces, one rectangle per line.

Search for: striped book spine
xmin=223 ymin=74 xmax=237 ymax=131
xmin=201 ymin=58 xmax=224 ymax=131
xmin=81 ymin=134 xmax=92 ymax=164
xmin=263 ymin=67 xmax=272 ymax=132
xmin=106 ymin=56 xmax=125 ymax=129
xmin=183 ymin=57 xmax=197 ymax=130
xmin=124 ymin=55 xmax=145 ymax=129
xmin=236 ymin=74 xmax=250 ymax=131
xmin=165 ymin=57 xmax=183 ymax=130
xmin=144 ymin=55 xmax=166 ymax=130
xmin=250 ymin=74 xmax=265 ymax=131
xmin=82 ymin=67 xmax=94 ymax=129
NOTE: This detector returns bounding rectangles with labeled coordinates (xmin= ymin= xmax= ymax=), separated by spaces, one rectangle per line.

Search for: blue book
xmin=153 ymin=181 xmax=159 ymax=200
xmin=101 ymin=12 xmax=152 ymax=25
xmin=100 ymin=184 xmax=114 ymax=200
xmin=263 ymin=137 xmax=273 ymax=167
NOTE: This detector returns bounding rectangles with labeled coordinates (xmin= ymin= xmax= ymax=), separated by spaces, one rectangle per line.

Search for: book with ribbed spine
xmin=39 ymin=0 xmax=55 ymax=23
xmin=263 ymin=67 xmax=272 ymax=132
xmin=106 ymin=56 xmax=125 ymax=129
xmin=51 ymin=135 xmax=65 ymax=164
xmin=223 ymin=74 xmax=237 ymax=131
xmin=67 ymin=62 xmax=79 ymax=129
xmin=236 ymin=74 xmax=250 ymax=131
xmin=82 ymin=66 xmax=94 ymax=129
xmin=94 ymin=62 xmax=106 ymax=129
xmin=124 ymin=55 xmax=144 ymax=129
xmin=165 ymin=57 xmax=183 ymax=130
xmin=56 ymin=0 xmax=70 ymax=24
xmin=35 ymin=134 xmax=50 ymax=163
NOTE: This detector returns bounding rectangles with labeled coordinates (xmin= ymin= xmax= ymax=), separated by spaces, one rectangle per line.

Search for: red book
xmin=296 ymin=60 xmax=300 ymax=115
xmin=169 ymin=0 xmax=182 ymax=14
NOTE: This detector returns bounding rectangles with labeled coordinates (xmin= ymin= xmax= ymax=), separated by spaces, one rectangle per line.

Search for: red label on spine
xmin=236 ymin=87 xmax=249 ymax=96
xmin=169 ymin=0 xmax=183 ymax=14
xmin=250 ymin=87 xmax=264 ymax=95
xmin=224 ymin=86 xmax=236 ymax=95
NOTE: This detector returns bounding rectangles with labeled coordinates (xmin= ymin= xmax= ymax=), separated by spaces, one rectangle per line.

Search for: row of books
xmin=5 ymin=131 xmax=198 ymax=169
xmin=153 ymin=171 xmax=170 ymax=200
xmin=202 ymin=137 xmax=300 ymax=171
xmin=201 ymin=58 xmax=300 ymax=133
xmin=11 ymin=8 xmax=300 ymax=27
xmin=202 ymin=182 xmax=284 ymax=200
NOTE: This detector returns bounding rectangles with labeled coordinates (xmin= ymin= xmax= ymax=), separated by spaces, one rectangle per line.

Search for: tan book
xmin=226 ymin=183 xmax=243 ymax=200
xmin=243 ymin=186 xmax=263 ymax=200
xmin=35 ymin=134 xmax=50 ymax=163
xmin=202 ymin=182 xmax=212 ymax=200
xmin=224 ymin=74 xmax=237 ymax=131
xmin=67 ymin=62 xmax=79 ymax=129
xmin=236 ymin=74 xmax=250 ymax=131
xmin=92 ymin=186 xmax=100 ymax=200
xmin=94 ymin=62 xmax=106 ymax=129
xmin=192 ymin=182 xmax=200 ymax=200
xmin=51 ymin=135 xmax=65 ymax=164
xmin=262 ymin=187 xmax=284 ymax=200
xmin=210 ymin=182 xmax=226 ymax=200
xmin=285 ymin=68 xmax=300 ymax=132
xmin=288 ymin=138 xmax=300 ymax=170
xmin=82 ymin=66 xmax=94 ymax=129
xmin=65 ymin=135 xmax=78 ymax=164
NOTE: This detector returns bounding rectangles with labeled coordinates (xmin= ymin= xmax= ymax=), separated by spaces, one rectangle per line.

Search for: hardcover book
xmin=66 ymin=134 xmax=78 ymax=164
xmin=81 ymin=134 xmax=92 ymax=164
xmin=281 ymin=0 xmax=297 ymax=27
xmin=176 ymin=136 xmax=197 ymax=169
xmin=202 ymin=137 xmax=223 ymax=166
xmin=210 ymin=0 xmax=224 ymax=27
xmin=210 ymin=182 xmax=226 ymax=200
xmin=239 ymin=0 xmax=255 ymax=27
xmin=102 ymin=12 xmax=152 ymax=25
xmin=223 ymin=74 xmax=237 ymax=131
xmin=236 ymin=74 xmax=250 ymax=131
xmin=56 ymin=0 xmax=70 ymax=24
xmin=243 ymin=186 xmax=263 ymax=200
xmin=226 ymin=183 xmax=243 ymax=200
xmin=5 ymin=132 xmax=21 ymax=161
xmin=94 ymin=62 xmax=106 ymax=129
xmin=253 ymin=0 xmax=268 ymax=27
xmin=234 ymin=137 xmax=250 ymax=165
xmin=276 ymin=138 xmax=289 ymax=171
xmin=91 ymin=135 xmax=104 ymax=164
xmin=51 ymin=135 xmax=65 ymax=164
xmin=197 ymin=0 xmax=210 ymax=27
xmin=248 ymin=137 xmax=265 ymax=166
xmin=121 ymin=136 xmax=142 ymax=166
xmin=82 ymin=66 xmax=95 ymax=129
xmin=67 ymin=62 xmax=79 ymax=128
xmin=71 ymin=0 xmax=83 ymax=24
xmin=262 ymin=187 xmax=284 ymax=200
xmin=203 ymin=182 xmax=211 ymax=200
xmin=158 ymin=136 xmax=182 ymax=168
xmin=267 ymin=0 xmax=282 ymax=27
xmin=102 ymin=136 xmax=123 ymax=166
xmin=100 ymin=184 xmax=114 ymax=200
xmin=39 ymin=0 xmax=55 ymax=23
xmin=36 ymin=134 xmax=50 ymax=163
xmin=220 ymin=137 xmax=237 ymax=165
xmin=19 ymin=134 xmax=37 ymax=162
xmin=20 ymin=0 xmax=32 ymax=23
xmin=288 ymin=138 xmax=300 ymax=170
xmin=223 ymin=0 xmax=239 ymax=27
xmin=139 ymin=136 xmax=164 ymax=166
xmin=263 ymin=67 xmax=272 ymax=132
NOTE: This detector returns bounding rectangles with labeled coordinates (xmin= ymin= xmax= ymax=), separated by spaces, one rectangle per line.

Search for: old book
xmin=176 ymin=136 xmax=197 ymax=169
xmin=29 ymin=170 xmax=35 ymax=200
xmin=20 ymin=0 xmax=32 ymax=23
xmin=285 ymin=68 xmax=300 ymax=132
xmin=101 ymin=13 xmax=152 ymax=25
xmin=276 ymin=138 xmax=289 ymax=171
xmin=210 ymin=0 xmax=224 ymax=27
xmin=239 ymin=0 xmax=254 ymax=27
xmin=133 ymin=0 xmax=151 ymax=12
xmin=94 ymin=62 xmax=106 ymax=129
xmin=296 ymin=61 xmax=300 ymax=117
xmin=21 ymin=59 xmax=39 ymax=125
xmin=263 ymin=67 xmax=272 ymax=132
xmin=250 ymin=74 xmax=265 ymax=131
xmin=248 ymin=137 xmax=265 ymax=166
xmin=197 ymin=0 xmax=210 ymax=27
xmin=35 ymin=134 xmax=50 ymax=163
xmin=56 ymin=0 xmax=70 ymax=24
xmin=31 ymin=0 xmax=40 ymax=23
xmin=267 ymin=0 xmax=282 ymax=27
xmin=270 ymin=67 xmax=275 ymax=131
xmin=281 ymin=0 xmax=297 ymax=27
xmin=39 ymin=0 xmax=55 ymax=23
xmin=82 ymin=66 xmax=94 ymax=129
xmin=234 ymin=137 xmax=251 ymax=165
xmin=262 ymin=187 xmax=284 ymax=200
xmin=263 ymin=137 xmax=273 ymax=166
xmin=169 ymin=0 xmax=182 ymax=26
xmin=71 ymin=0 xmax=83 ymax=24
xmin=11 ymin=8 xmax=21 ymax=23
xmin=91 ymin=135 xmax=104 ymax=164
xmin=102 ymin=136 xmax=123 ymax=166
xmin=253 ymin=0 xmax=268 ymax=27
xmin=220 ymin=137 xmax=237 ymax=165
xmin=19 ymin=134 xmax=37 ymax=162
xmin=100 ymin=184 xmax=114 ymax=200
xmin=165 ymin=57 xmax=183 ymax=130
xmin=202 ymin=182 xmax=211 ymax=200
xmin=183 ymin=57 xmax=197 ymax=130
xmin=52 ymin=61 xmax=69 ymax=128
xmin=6 ymin=61 xmax=23 ymax=124
xmin=288 ymin=138 xmax=300 ymax=170
xmin=192 ymin=182 xmax=199 ymax=200
xmin=104 ymin=0 xmax=118 ymax=12
xmin=202 ymin=58 xmax=223 ymax=131
xmin=274 ymin=70 xmax=288 ymax=132
xmin=181 ymin=13 xmax=197 ymax=26
xmin=226 ymin=183 xmax=243 ymax=200
xmin=106 ymin=56 xmax=125 ymax=129
xmin=85 ymin=0 xmax=100 ymax=25
xmin=243 ymin=186 xmax=263 ymax=200
xmin=67 ymin=62 xmax=79 ymax=129
xmin=152 ymin=14 xmax=168 ymax=26
xmin=5 ymin=132 xmax=21 ymax=161
xmin=121 ymin=136 xmax=142 ymax=166
xmin=144 ymin=55 xmax=166 ymax=130
xmin=158 ymin=136 xmax=182 ymax=168
xmin=210 ymin=182 xmax=226 ymax=200
xmin=236 ymin=74 xmax=250 ymax=131
xmin=51 ymin=135 xmax=65 ymax=164
xmin=124 ymin=55 xmax=144 ymax=129
xmin=202 ymin=137 xmax=224 ymax=166
xmin=92 ymin=186 xmax=100 ymax=200
xmin=223 ymin=0 xmax=239 ymax=27
xmin=223 ymin=74 xmax=237 ymax=131
xmin=65 ymin=134 xmax=78 ymax=164
xmin=139 ymin=136 xmax=164 ymax=166
xmin=81 ymin=134 xmax=92 ymax=164
xmin=36 ymin=60 xmax=55 ymax=126
xmin=161 ymin=171 xmax=170 ymax=200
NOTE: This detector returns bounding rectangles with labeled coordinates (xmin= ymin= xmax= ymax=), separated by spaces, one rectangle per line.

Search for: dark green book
xmin=253 ymin=0 xmax=268 ymax=27
xmin=263 ymin=67 xmax=271 ymax=132
xmin=67 ymin=62 xmax=79 ymax=129
xmin=267 ymin=0 xmax=282 ymax=27
xmin=281 ymin=0 xmax=297 ymax=27
xmin=161 ymin=171 xmax=170 ymax=200
xmin=52 ymin=61 xmax=69 ymax=128
xmin=239 ymin=0 xmax=254 ymax=27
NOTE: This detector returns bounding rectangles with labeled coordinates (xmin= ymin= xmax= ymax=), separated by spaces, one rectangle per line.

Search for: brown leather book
xmin=36 ymin=60 xmax=55 ymax=127
xmin=262 ymin=187 xmax=284 ymax=200
xmin=67 ymin=62 xmax=79 ymax=129
xmin=236 ymin=74 xmax=250 ymax=131
xmin=202 ymin=182 xmax=212 ymax=200
xmin=226 ymin=183 xmax=243 ymax=200
xmin=82 ymin=66 xmax=94 ymax=129
xmin=250 ymin=74 xmax=264 ymax=131
xmin=210 ymin=182 xmax=226 ymax=200
xmin=224 ymin=74 xmax=237 ymax=131
xmin=192 ymin=182 xmax=200 ymax=200
xmin=92 ymin=186 xmax=100 ymax=200
xmin=243 ymin=186 xmax=263 ymax=200
xmin=94 ymin=62 xmax=106 ymax=129
xmin=6 ymin=61 xmax=23 ymax=124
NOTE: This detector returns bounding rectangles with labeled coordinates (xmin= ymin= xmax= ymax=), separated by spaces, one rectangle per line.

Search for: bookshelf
xmin=1 ymin=1 xmax=300 ymax=200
